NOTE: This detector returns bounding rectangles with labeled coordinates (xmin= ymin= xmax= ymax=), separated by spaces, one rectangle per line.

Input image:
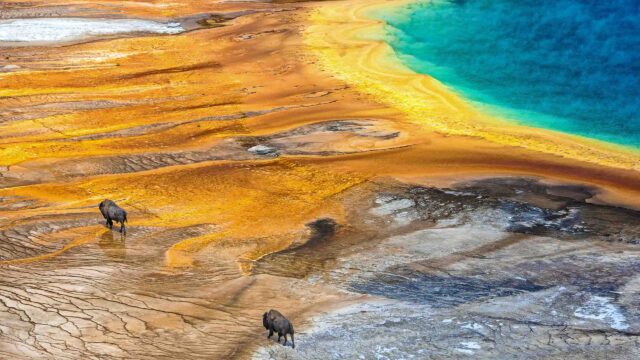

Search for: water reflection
xmin=98 ymin=229 xmax=126 ymax=260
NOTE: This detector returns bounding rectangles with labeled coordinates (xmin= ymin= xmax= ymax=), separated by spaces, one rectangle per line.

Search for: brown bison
xmin=99 ymin=199 xmax=128 ymax=234
xmin=263 ymin=309 xmax=295 ymax=348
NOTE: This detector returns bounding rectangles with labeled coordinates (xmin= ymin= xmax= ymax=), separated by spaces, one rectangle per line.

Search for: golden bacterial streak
xmin=1 ymin=0 xmax=639 ymax=271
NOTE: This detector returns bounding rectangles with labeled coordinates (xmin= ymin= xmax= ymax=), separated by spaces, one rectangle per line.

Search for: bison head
xmin=262 ymin=312 xmax=270 ymax=330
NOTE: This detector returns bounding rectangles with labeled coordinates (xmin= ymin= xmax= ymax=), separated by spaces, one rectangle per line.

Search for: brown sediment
xmin=0 ymin=0 xmax=638 ymax=358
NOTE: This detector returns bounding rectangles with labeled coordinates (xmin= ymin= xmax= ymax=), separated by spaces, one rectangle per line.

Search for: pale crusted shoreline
xmin=0 ymin=18 xmax=183 ymax=43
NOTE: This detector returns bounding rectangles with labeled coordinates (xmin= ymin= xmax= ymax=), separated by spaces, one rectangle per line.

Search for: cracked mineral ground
xmin=1 ymin=0 xmax=639 ymax=359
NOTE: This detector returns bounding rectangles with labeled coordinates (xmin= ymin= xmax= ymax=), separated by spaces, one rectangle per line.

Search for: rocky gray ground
xmin=1 ymin=176 xmax=639 ymax=359
xmin=253 ymin=178 xmax=640 ymax=359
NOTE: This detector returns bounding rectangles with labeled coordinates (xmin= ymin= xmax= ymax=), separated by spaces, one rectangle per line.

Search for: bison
xmin=99 ymin=199 xmax=128 ymax=234
xmin=263 ymin=309 xmax=295 ymax=348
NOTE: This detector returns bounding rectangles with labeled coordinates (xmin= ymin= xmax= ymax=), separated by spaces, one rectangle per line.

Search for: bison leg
xmin=268 ymin=329 xmax=273 ymax=339
xmin=291 ymin=333 xmax=295 ymax=349
xmin=282 ymin=333 xmax=288 ymax=346
xmin=278 ymin=333 xmax=282 ymax=343
xmin=120 ymin=223 xmax=126 ymax=234
xmin=107 ymin=219 xmax=113 ymax=229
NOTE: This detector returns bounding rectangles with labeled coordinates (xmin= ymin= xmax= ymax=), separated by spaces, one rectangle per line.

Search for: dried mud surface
xmin=0 ymin=0 xmax=639 ymax=359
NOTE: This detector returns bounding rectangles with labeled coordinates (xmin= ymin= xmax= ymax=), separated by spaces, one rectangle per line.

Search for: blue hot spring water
xmin=373 ymin=0 xmax=640 ymax=147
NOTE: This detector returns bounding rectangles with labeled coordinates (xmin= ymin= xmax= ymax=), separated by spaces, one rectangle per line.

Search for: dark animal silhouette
xmin=99 ymin=199 xmax=128 ymax=234
xmin=263 ymin=309 xmax=295 ymax=348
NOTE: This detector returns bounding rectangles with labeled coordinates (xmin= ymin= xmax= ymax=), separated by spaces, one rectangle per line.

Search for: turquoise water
xmin=374 ymin=0 xmax=640 ymax=147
